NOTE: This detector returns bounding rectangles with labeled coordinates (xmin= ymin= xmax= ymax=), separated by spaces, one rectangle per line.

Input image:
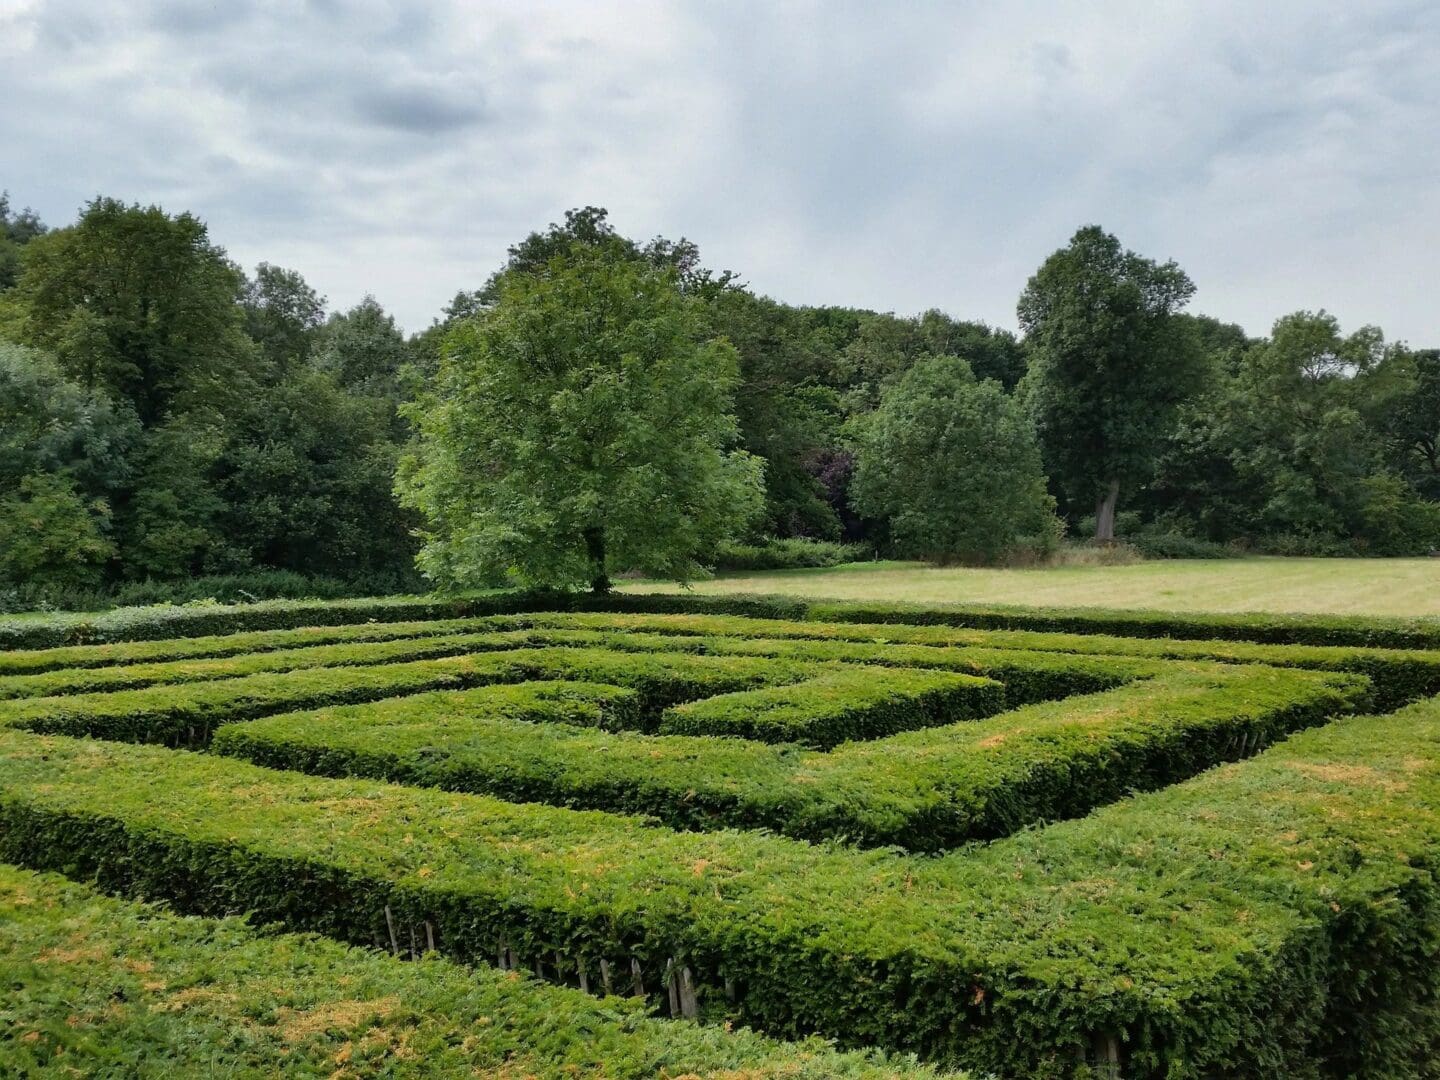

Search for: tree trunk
xmin=583 ymin=526 xmax=611 ymax=594
xmin=1094 ymin=479 xmax=1120 ymax=543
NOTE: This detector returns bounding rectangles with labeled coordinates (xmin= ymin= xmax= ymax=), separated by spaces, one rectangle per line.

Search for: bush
xmin=0 ymin=865 xmax=937 ymax=1079
xmin=0 ymin=473 xmax=115 ymax=593
xmin=711 ymin=537 xmax=869 ymax=572
xmin=851 ymin=357 xmax=1062 ymax=563
xmin=5 ymin=692 xmax=1439 ymax=1075
xmin=214 ymin=660 xmax=1360 ymax=851
xmin=1130 ymin=529 xmax=1236 ymax=559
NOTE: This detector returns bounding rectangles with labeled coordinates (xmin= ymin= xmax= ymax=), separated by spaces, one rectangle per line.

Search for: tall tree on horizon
xmin=1018 ymin=225 xmax=1207 ymax=541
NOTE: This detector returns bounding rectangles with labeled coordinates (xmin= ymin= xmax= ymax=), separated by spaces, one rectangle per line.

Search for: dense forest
xmin=1 ymin=194 xmax=1437 ymax=609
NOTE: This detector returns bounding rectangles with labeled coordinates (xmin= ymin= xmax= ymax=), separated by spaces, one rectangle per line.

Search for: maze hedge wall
xmin=1 ymin=594 xmax=1438 ymax=1079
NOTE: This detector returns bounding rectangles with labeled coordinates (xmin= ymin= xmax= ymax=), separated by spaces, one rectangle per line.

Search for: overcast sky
xmin=3 ymin=1 xmax=1437 ymax=343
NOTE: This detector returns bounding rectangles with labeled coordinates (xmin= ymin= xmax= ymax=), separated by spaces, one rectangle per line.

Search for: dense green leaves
xmin=397 ymin=245 xmax=764 ymax=592
xmin=852 ymin=356 xmax=1060 ymax=561
xmin=1019 ymin=225 xmax=1209 ymax=539
xmin=0 ymin=865 xmax=941 ymax=1078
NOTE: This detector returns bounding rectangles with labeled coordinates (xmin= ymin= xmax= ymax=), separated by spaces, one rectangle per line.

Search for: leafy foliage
xmin=398 ymin=245 xmax=764 ymax=592
xmin=852 ymin=356 xmax=1060 ymax=562
xmin=1019 ymin=225 xmax=1209 ymax=538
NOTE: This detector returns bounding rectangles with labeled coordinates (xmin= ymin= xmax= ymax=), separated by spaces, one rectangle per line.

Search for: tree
xmin=850 ymin=356 xmax=1060 ymax=562
xmin=0 ymin=192 xmax=46 ymax=292
xmin=3 ymin=197 xmax=258 ymax=426
xmin=313 ymin=296 xmax=411 ymax=400
xmin=1382 ymin=349 xmax=1440 ymax=501
xmin=397 ymin=245 xmax=764 ymax=593
xmin=1152 ymin=311 xmax=1438 ymax=552
xmin=0 ymin=342 xmax=139 ymax=499
xmin=212 ymin=369 xmax=417 ymax=580
xmin=0 ymin=472 xmax=116 ymax=592
xmin=241 ymin=263 xmax=326 ymax=374
xmin=1018 ymin=226 xmax=1206 ymax=540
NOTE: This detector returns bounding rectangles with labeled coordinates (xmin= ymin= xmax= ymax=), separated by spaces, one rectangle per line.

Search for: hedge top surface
xmin=3 ymin=691 xmax=1425 ymax=988
xmin=0 ymin=863 xmax=949 ymax=1079
xmin=4 ymin=586 xmax=1440 ymax=650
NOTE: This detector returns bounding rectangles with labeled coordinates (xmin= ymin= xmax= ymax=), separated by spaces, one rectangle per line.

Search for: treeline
xmin=1 ymin=195 xmax=1437 ymax=609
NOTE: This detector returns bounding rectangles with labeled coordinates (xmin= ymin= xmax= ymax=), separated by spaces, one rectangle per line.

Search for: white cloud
xmin=2 ymin=0 xmax=1437 ymax=343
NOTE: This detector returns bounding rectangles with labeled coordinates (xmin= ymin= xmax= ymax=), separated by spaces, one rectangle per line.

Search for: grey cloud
xmin=1 ymin=1 xmax=1437 ymax=343
xmin=353 ymin=83 xmax=489 ymax=134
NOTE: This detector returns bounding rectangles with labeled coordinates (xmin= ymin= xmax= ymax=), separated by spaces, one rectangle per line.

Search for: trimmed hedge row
xmin=0 ymin=864 xmax=945 ymax=1079
xmin=0 ymin=615 xmax=500 ymax=676
xmin=0 ymin=591 xmax=810 ymax=652
xmin=512 ymin=612 xmax=1440 ymax=711
xmin=0 ymin=630 xmax=541 ymax=700
xmin=4 ymin=693 xmax=1438 ymax=1077
xmin=656 ymin=667 xmax=1004 ymax=748
xmin=805 ymin=596 xmax=1440 ymax=649
xmin=213 ymin=665 xmax=1363 ymax=850
xmin=5 ymin=587 xmax=1438 ymax=650
xmin=0 ymin=647 xmax=814 ymax=746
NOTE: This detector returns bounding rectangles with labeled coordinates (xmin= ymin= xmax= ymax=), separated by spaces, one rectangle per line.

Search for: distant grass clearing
xmin=622 ymin=557 xmax=1440 ymax=617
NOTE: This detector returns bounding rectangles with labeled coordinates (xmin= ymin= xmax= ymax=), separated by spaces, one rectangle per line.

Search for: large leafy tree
xmin=397 ymin=245 xmax=764 ymax=593
xmin=1382 ymin=348 xmax=1440 ymax=501
xmin=3 ymin=196 xmax=258 ymax=426
xmin=851 ymin=356 xmax=1059 ymax=562
xmin=1154 ymin=312 xmax=1438 ymax=552
xmin=1018 ymin=226 xmax=1206 ymax=540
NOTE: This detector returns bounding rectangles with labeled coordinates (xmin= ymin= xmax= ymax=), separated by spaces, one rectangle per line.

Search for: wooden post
xmin=600 ymin=958 xmax=614 ymax=995
xmin=409 ymin=925 xmax=418 ymax=960
xmin=1091 ymin=1031 xmax=1121 ymax=1079
xmin=383 ymin=905 xmax=400 ymax=956
xmin=630 ymin=957 xmax=644 ymax=997
xmin=425 ymin=921 xmax=436 ymax=953
xmin=577 ymin=959 xmax=590 ymax=994
xmin=664 ymin=958 xmax=680 ymax=1017
xmin=679 ymin=965 xmax=699 ymax=1019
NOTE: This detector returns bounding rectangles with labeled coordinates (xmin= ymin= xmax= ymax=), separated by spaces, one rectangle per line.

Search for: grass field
xmin=624 ymin=557 xmax=1440 ymax=617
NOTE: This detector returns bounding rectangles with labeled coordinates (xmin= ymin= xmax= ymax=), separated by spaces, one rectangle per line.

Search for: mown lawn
xmin=623 ymin=557 xmax=1440 ymax=617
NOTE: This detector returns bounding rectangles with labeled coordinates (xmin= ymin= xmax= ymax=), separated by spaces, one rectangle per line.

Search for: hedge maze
xmin=2 ymin=598 xmax=1439 ymax=1078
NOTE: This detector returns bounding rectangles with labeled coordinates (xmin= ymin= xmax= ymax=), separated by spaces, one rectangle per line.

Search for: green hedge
xmin=5 ymin=588 xmax=1437 ymax=651
xmin=0 ymin=616 xmax=500 ymax=676
xmin=511 ymin=611 xmax=1440 ymax=711
xmin=0 ymin=864 xmax=944 ymax=1079
xmin=0 ymin=647 xmax=819 ymax=746
xmin=0 ymin=591 xmax=809 ymax=652
xmin=657 ymin=667 xmax=1003 ymax=748
xmin=0 ymin=630 xmax=539 ymax=700
xmin=4 ymin=692 xmax=1438 ymax=1077
xmin=213 ymin=665 xmax=1362 ymax=850
xmin=805 ymin=597 xmax=1440 ymax=649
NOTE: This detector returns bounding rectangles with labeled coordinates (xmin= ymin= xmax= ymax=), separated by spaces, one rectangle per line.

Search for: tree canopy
xmin=852 ymin=356 xmax=1060 ymax=562
xmin=1019 ymin=225 xmax=1208 ymax=540
xmin=397 ymin=244 xmax=764 ymax=593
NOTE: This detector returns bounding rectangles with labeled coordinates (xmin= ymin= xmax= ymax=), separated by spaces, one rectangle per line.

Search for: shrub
xmin=711 ymin=536 xmax=870 ymax=571
xmin=5 ymin=693 xmax=1439 ymax=1076
xmin=0 ymin=864 xmax=940 ymax=1078
xmin=213 ymin=659 xmax=1360 ymax=850
xmin=0 ymin=472 xmax=115 ymax=592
